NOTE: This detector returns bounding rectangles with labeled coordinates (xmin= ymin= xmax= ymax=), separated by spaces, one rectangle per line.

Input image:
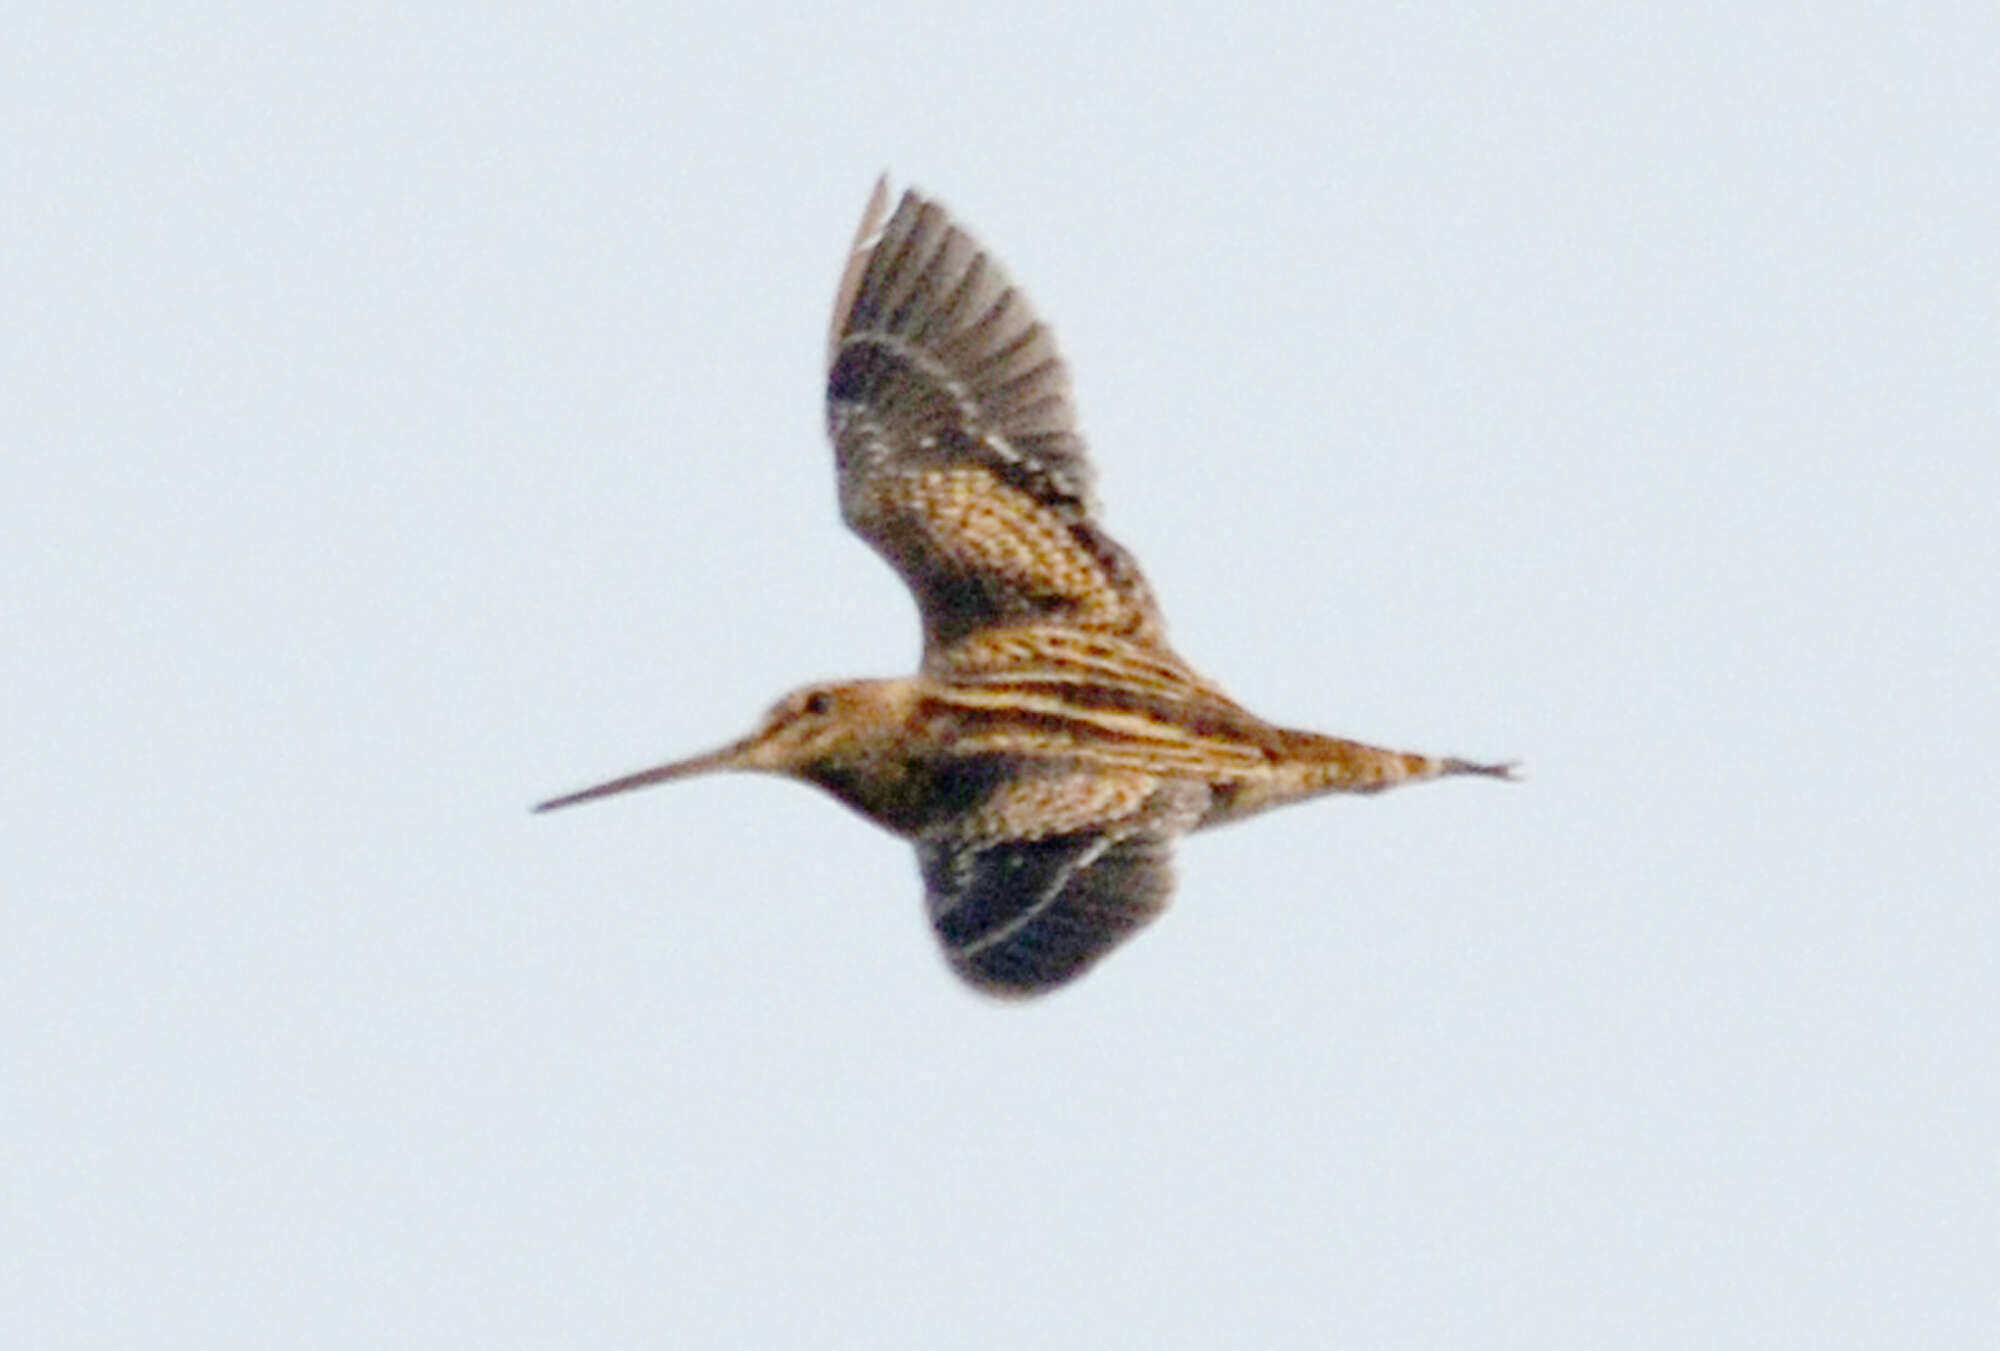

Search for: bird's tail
xmin=1204 ymin=730 xmax=1516 ymax=826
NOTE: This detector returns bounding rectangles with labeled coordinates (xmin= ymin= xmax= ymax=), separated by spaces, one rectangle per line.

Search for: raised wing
xmin=826 ymin=180 xmax=1165 ymax=661
xmin=918 ymin=773 xmax=1207 ymax=995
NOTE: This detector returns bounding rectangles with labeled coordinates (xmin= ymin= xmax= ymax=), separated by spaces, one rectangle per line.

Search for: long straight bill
xmin=533 ymin=741 xmax=748 ymax=813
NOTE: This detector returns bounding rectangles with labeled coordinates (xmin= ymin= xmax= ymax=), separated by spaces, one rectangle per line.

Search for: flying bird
xmin=538 ymin=179 xmax=1514 ymax=996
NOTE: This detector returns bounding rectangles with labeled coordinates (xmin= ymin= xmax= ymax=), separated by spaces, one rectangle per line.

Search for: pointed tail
xmin=1204 ymin=731 xmax=1517 ymax=826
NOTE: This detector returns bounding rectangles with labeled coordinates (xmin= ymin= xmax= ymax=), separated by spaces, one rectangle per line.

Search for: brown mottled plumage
xmin=538 ymin=179 xmax=1514 ymax=996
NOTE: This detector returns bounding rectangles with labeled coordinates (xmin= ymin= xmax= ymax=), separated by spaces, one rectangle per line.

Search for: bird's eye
xmin=803 ymin=691 xmax=833 ymax=716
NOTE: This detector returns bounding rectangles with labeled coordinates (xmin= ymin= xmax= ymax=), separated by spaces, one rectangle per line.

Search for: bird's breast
xmin=801 ymin=749 xmax=1012 ymax=839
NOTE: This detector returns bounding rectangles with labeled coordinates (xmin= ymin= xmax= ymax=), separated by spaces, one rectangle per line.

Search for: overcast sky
xmin=7 ymin=5 xmax=1996 ymax=1347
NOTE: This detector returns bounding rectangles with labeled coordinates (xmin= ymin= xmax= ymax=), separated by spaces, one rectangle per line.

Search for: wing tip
xmin=826 ymin=173 xmax=897 ymax=368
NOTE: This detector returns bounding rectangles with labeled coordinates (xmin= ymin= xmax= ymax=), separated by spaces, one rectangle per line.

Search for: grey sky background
xmin=7 ymin=5 xmax=1996 ymax=1346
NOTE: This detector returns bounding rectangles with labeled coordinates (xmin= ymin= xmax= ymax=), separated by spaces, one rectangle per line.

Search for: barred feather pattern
xmin=826 ymin=183 xmax=1163 ymax=655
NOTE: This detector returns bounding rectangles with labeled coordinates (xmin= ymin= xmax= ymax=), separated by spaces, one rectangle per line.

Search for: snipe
xmin=539 ymin=180 xmax=1514 ymax=996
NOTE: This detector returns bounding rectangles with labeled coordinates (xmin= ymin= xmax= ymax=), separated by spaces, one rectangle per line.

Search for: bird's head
xmin=534 ymin=679 xmax=923 ymax=814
